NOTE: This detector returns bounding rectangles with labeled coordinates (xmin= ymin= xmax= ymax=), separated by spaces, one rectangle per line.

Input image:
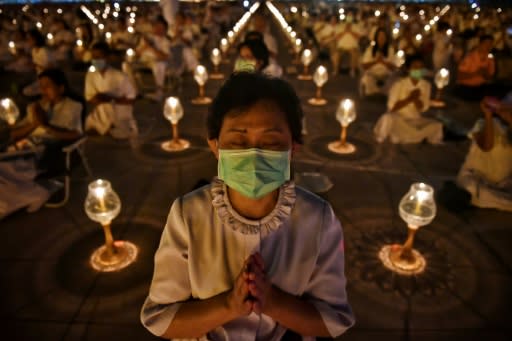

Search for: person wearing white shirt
xmin=457 ymin=96 xmax=512 ymax=212
xmin=234 ymin=38 xmax=283 ymax=78
xmin=374 ymin=54 xmax=443 ymax=144
xmin=140 ymin=72 xmax=354 ymax=340
xmin=360 ymin=28 xmax=396 ymax=96
xmin=131 ymin=17 xmax=171 ymax=101
xmin=332 ymin=12 xmax=362 ymax=77
xmin=251 ymin=13 xmax=278 ymax=58
xmin=85 ymin=42 xmax=138 ymax=139
xmin=22 ymin=29 xmax=55 ymax=97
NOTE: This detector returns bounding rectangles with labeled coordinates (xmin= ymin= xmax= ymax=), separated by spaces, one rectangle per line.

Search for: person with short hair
xmin=84 ymin=42 xmax=138 ymax=139
xmin=140 ymin=72 xmax=355 ymax=340
xmin=235 ymin=38 xmax=283 ymax=78
xmin=374 ymin=54 xmax=443 ymax=144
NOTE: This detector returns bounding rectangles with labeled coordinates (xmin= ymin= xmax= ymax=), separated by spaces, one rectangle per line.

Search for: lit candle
xmin=126 ymin=48 xmax=135 ymax=62
xmin=8 ymin=41 xmax=16 ymax=55
xmin=220 ymin=38 xmax=229 ymax=54
xmin=105 ymin=32 xmax=112 ymax=45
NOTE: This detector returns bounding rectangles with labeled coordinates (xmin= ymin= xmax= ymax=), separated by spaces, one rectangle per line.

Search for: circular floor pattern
xmin=304 ymin=135 xmax=379 ymax=165
xmin=134 ymin=134 xmax=210 ymax=164
xmin=343 ymin=214 xmax=506 ymax=325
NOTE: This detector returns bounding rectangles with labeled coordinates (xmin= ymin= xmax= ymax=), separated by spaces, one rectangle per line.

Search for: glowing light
xmin=291 ymin=6 xmax=297 ymax=14
xmin=375 ymin=10 xmax=381 ymax=17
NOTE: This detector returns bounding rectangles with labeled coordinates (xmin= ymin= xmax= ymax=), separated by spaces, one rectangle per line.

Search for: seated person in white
xmin=22 ymin=29 xmax=55 ymax=97
xmin=9 ymin=69 xmax=82 ymax=145
xmin=235 ymin=38 xmax=283 ymax=78
xmin=1 ymin=69 xmax=83 ymax=219
xmin=140 ymin=72 xmax=355 ymax=340
xmin=374 ymin=54 xmax=443 ymax=144
xmin=131 ymin=16 xmax=172 ymax=101
xmin=360 ymin=28 xmax=396 ymax=96
xmin=85 ymin=42 xmax=138 ymax=139
xmin=332 ymin=12 xmax=362 ymax=77
xmin=51 ymin=19 xmax=75 ymax=62
xmin=456 ymin=96 xmax=512 ymax=212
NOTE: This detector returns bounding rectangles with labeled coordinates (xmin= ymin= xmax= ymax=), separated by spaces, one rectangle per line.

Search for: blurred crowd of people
xmin=0 ymin=1 xmax=510 ymax=215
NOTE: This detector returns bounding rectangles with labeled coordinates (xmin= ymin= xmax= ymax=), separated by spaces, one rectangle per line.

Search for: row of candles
xmin=81 ymin=175 xmax=436 ymax=274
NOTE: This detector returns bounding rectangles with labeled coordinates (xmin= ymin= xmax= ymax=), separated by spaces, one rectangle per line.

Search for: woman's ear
xmin=207 ymin=139 xmax=219 ymax=160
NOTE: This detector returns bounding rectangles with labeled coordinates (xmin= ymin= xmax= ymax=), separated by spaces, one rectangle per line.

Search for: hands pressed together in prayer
xmin=227 ymin=252 xmax=273 ymax=316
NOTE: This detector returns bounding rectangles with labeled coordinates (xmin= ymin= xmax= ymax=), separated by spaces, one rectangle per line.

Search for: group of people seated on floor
xmin=0 ymin=2 xmax=510 ymax=217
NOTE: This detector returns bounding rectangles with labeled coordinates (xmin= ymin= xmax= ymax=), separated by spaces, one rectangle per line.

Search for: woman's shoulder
xmin=294 ymin=185 xmax=328 ymax=212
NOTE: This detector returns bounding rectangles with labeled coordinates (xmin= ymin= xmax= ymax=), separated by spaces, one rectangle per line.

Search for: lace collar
xmin=211 ymin=177 xmax=296 ymax=235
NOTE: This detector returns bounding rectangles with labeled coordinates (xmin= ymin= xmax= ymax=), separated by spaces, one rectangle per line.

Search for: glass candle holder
xmin=210 ymin=48 xmax=224 ymax=79
xmin=328 ymin=99 xmax=357 ymax=154
xmin=0 ymin=98 xmax=19 ymax=125
xmin=298 ymin=48 xmax=313 ymax=80
xmin=308 ymin=65 xmax=328 ymax=106
xmin=191 ymin=65 xmax=212 ymax=105
xmin=161 ymin=97 xmax=190 ymax=152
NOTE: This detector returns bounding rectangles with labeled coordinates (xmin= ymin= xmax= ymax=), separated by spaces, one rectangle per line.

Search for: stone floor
xmin=1 ymin=21 xmax=512 ymax=341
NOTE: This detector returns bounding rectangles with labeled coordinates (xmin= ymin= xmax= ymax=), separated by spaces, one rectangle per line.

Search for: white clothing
xmin=457 ymin=119 xmax=512 ymax=211
xmin=26 ymin=97 xmax=83 ymax=140
xmin=360 ymin=45 xmax=395 ymax=95
xmin=160 ymin=0 xmax=180 ymax=29
xmin=32 ymin=47 xmax=54 ymax=73
xmin=137 ymin=34 xmax=172 ymax=88
xmin=262 ymin=59 xmax=283 ymax=78
xmin=374 ymin=77 xmax=442 ymax=144
xmin=335 ymin=23 xmax=362 ymax=50
xmin=141 ymin=179 xmax=354 ymax=340
xmin=84 ymin=67 xmax=138 ymax=138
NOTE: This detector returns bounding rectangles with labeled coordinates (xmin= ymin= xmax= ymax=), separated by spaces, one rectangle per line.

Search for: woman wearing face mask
xmin=235 ymin=38 xmax=283 ymax=78
xmin=360 ymin=28 xmax=396 ymax=97
xmin=374 ymin=53 xmax=443 ymax=144
xmin=140 ymin=72 xmax=355 ymax=340
xmin=84 ymin=42 xmax=138 ymax=139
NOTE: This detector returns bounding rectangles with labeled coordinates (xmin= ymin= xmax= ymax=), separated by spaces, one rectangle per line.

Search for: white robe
xmin=140 ymin=179 xmax=355 ymax=340
xmin=84 ymin=67 xmax=137 ymax=138
xmin=360 ymin=45 xmax=395 ymax=95
xmin=457 ymin=119 xmax=512 ymax=211
xmin=374 ymin=77 xmax=443 ymax=144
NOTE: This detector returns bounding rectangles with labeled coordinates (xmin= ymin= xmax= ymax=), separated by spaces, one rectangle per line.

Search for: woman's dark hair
xmin=27 ymin=29 xmax=46 ymax=47
xmin=405 ymin=53 xmax=424 ymax=69
xmin=372 ymin=28 xmax=390 ymax=57
xmin=238 ymin=39 xmax=269 ymax=70
xmin=207 ymin=72 xmax=303 ymax=144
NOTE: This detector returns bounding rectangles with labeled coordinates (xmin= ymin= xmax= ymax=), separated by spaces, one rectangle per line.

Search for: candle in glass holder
xmin=191 ymin=65 xmax=212 ymax=105
xmin=84 ymin=179 xmax=137 ymax=272
xmin=8 ymin=41 xmax=16 ymax=55
xmin=0 ymin=98 xmax=20 ymax=125
xmin=328 ymin=99 xmax=357 ymax=154
xmin=210 ymin=48 xmax=224 ymax=79
xmin=431 ymin=68 xmax=450 ymax=108
xmin=298 ymin=48 xmax=313 ymax=80
xmin=161 ymin=96 xmax=190 ymax=152
xmin=308 ymin=65 xmax=328 ymax=106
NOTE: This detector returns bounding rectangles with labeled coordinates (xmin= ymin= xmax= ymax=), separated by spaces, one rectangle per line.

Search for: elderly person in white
xmin=360 ymin=28 xmax=396 ymax=96
xmin=85 ymin=42 xmax=138 ymax=139
xmin=374 ymin=54 xmax=442 ymax=144
xmin=457 ymin=96 xmax=512 ymax=212
xmin=140 ymin=73 xmax=354 ymax=340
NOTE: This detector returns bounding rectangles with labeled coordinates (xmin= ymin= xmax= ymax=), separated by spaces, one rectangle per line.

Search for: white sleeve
xmin=361 ymin=46 xmax=373 ymax=64
xmin=140 ymin=197 xmax=191 ymax=337
xmin=387 ymin=80 xmax=401 ymax=112
xmin=304 ymin=203 xmax=355 ymax=338
xmin=84 ymin=73 xmax=96 ymax=101
xmin=421 ymin=81 xmax=431 ymax=112
xmin=119 ymin=71 xmax=137 ymax=99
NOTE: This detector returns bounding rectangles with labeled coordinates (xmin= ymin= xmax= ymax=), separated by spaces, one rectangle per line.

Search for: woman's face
xmin=39 ymin=76 xmax=64 ymax=103
xmin=208 ymin=100 xmax=294 ymax=157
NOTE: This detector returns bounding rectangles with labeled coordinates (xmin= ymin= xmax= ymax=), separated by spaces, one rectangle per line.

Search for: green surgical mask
xmin=234 ymin=58 xmax=257 ymax=73
xmin=218 ymin=148 xmax=290 ymax=199
xmin=409 ymin=69 xmax=424 ymax=80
